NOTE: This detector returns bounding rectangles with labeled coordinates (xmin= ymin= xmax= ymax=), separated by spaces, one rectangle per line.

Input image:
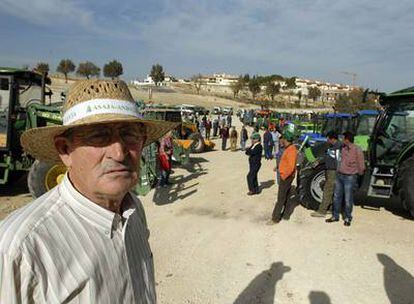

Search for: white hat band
xmin=63 ymin=99 xmax=142 ymax=125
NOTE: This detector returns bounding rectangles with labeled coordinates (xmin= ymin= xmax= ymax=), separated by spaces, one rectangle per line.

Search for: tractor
xmin=142 ymin=107 xmax=215 ymax=153
xmin=298 ymin=87 xmax=414 ymax=217
xmin=0 ymin=67 xmax=66 ymax=197
xmin=299 ymin=113 xmax=356 ymax=146
xmin=0 ymin=68 xmax=190 ymax=198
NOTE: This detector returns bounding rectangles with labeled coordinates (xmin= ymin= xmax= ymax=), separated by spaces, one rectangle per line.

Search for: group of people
xmin=193 ymin=113 xmax=233 ymax=140
xmin=311 ymin=131 xmax=365 ymax=226
xmin=244 ymin=127 xmax=299 ymax=224
xmin=245 ymin=126 xmax=365 ymax=227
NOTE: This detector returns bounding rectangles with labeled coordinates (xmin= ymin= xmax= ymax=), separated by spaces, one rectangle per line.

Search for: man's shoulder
xmin=0 ymin=187 xmax=63 ymax=258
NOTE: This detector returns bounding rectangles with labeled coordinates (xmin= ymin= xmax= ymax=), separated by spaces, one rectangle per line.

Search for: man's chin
xmin=101 ymin=174 xmax=137 ymax=190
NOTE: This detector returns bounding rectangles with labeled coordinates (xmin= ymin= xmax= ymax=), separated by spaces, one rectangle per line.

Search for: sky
xmin=0 ymin=0 xmax=413 ymax=92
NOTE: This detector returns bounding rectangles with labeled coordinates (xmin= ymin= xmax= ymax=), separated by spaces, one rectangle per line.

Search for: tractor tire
xmin=397 ymin=155 xmax=414 ymax=218
xmin=189 ymin=132 xmax=205 ymax=153
xmin=28 ymin=160 xmax=67 ymax=198
xmin=298 ymin=165 xmax=326 ymax=210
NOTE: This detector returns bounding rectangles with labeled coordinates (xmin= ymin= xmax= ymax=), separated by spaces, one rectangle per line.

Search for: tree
xmin=243 ymin=73 xmax=250 ymax=83
xmin=265 ymin=81 xmax=281 ymax=101
xmin=191 ymin=73 xmax=203 ymax=94
xmin=57 ymin=59 xmax=76 ymax=83
xmin=296 ymin=91 xmax=302 ymax=107
xmin=248 ymin=76 xmax=261 ymax=100
xmin=308 ymin=87 xmax=322 ymax=103
xmin=35 ymin=62 xmax=49 ymax=75
xmin=335 ymin=88 xmax=378 ymax=112
xmin=284 ymin=77 xmax=296 ymax=106
xmin=150 ymin=63 xmax=165 ymax=85
xmin=77 ymin=61 xmax=100 ymax=79
xmin=103 ymin=60 xmax=123 ymax=80
xmin=231 ymin=76 xmax=245 ymax=99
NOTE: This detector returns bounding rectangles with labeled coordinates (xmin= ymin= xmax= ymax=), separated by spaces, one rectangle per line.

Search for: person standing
xmin=158 ymin=131 xmax=174 ymax=187
xmin=326 ymin=132 xmax=365 ymax=226
xmin=263 ymin=127 xmax=274 ymax=160
xmin=230 ymin=126 xmax=238 ymax=151
xmin=311 ymin=131 xmax=341 ymax=217
xmin=212 ymin=116 xmax=219 ymax=137
xmin=205 ymin=118 xmax=212 ymax=140
xmin=269 ymin=130 xmax=298 ymax=223
xmin=271 ymin=126 xmax=281 ymax=159
xmin=246 ymin=132 xmax=263 ymax=195
xmin=221 ymin=125 xmax=229 ymax=150
xmin=240 ymin=125 xmax=249 ymax=151
xmin=226 ymin=113 xmax=232 ymax=127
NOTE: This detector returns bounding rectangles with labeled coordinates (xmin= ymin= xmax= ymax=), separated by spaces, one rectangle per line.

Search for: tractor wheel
xmin=28 ymin=160 xmax=67 ymax=198
xmin=189 ymin=132 xmax=205 ymax=153
xmin=298 ymin=165 xmax=325 ymax=210
xmin=397 ymin=155 xmax=414 ymax=218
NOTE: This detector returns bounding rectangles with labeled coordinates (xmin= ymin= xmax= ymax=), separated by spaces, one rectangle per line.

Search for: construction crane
xmin=341 ymin=71 xmax=357 ymax=87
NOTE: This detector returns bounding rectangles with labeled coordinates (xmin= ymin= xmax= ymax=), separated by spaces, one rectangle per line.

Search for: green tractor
xmin=298 ymin=87 xmax=414 ymax=217
xmin=0 ymin=68 xmax=66 ymax=196
xmin=0 ymin=68 xmax=187 ymax=198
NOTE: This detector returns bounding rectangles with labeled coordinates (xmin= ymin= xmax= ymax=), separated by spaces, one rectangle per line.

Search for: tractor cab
xmin=0 ymin=68 xmax=45 ymax=151
xmin=301 ymin=113 xmax=356 ymax=145
xmin=354 ymin=109 xmax=379 ymax=152
xmin=0 ymin=68 xmax=64 ymax=193
xmin=362 ymin=87 xmax=414 ymax=215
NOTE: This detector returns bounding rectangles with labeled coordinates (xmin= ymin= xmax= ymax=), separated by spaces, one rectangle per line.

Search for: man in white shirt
xmin=0 ymin=79 xmax=176 ymax=303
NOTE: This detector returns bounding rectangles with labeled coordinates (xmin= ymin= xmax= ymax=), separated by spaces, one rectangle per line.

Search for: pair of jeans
xmin=332 ymin=173 xmax=357 ymax=221
xmin=272 ymin=175 xmax=295 ymax=221
xmin=264 ymin=145 xmax=273 ymax=159
xmin=318 ymin=170 xmax=336 ymax=213
xmin=240 ymin=140 xmax=246 ymax=151
xmin=222 ymin=138 xmax=227 ymax=150
xmin=247 ymin=164 xmax=261 ymax=193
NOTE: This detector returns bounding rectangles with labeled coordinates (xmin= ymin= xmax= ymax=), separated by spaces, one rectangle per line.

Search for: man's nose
xmin=106 ymin=135 xmax=128 ymax=161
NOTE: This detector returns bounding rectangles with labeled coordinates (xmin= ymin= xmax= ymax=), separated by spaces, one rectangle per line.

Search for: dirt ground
xmin=141 ymin=123 xmax=414 ymax=304
xmin=1 ymin=114 xmax=414 ymax=303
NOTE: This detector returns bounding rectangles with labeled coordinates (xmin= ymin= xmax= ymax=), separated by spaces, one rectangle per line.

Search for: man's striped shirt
xmin=0 ymin=174 xmax=156 ymax=303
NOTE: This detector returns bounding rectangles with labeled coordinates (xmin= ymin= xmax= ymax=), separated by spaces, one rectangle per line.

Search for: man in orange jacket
xmin=269 ymin=130 xmax=298 ymax=224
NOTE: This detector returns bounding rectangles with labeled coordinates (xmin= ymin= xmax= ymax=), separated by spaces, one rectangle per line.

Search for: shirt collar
xmin=252 ymin=142 xmax=260 ymax=148
xmin=59 ymin=174 xmax=134 ymax=239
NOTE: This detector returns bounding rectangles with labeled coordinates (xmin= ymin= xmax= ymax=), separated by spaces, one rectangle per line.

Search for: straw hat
xmin=21 ymin=79 xmax=178 ymax=163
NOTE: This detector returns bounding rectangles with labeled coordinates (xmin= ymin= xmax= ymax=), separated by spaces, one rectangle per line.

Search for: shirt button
xmin=105 ymin=231 xmax=109 ymax=235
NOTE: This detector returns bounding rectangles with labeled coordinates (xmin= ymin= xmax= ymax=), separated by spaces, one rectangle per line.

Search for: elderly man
xmin=0 ymin=80 xmax=176 ymax=303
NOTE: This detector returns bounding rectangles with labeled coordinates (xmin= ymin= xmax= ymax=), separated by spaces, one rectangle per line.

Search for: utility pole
xmin=341 ymin=71 xmax=357 ymax=88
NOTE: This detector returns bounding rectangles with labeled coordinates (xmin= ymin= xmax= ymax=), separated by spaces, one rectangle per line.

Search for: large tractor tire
xmin=298 ymin=165 xmax=326 ymax=210
xmin=397 ymin=155 xmax=414 ymax=218
xmin=189 ymin=132 xmax=205 ymax=153
xmin=28 ymin=160 xmax=67 ymax=198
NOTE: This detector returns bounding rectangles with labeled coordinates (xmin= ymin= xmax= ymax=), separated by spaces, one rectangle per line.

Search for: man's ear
xmin=54 ymin=136 xmax=73 ymax=167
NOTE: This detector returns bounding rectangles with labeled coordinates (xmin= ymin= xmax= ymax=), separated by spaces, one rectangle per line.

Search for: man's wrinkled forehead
xmin=73 ymin=122 xmax=146 ymax=135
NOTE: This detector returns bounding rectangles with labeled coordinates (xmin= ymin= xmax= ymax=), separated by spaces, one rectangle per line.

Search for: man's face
xmin=328 ymin=137 xmax=336 ymax=145
xmin=56 ymin=122 xmax=146 ymax=201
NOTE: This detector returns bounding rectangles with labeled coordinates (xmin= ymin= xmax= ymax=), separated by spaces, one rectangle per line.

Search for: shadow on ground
xmin=377 ymin=253 xmax=414 ymax=304
xmin=233 ymin=262 xmax=291 ymax=304
xmin=308 ymin=291 xmax=332 ymax=304
xmin=260 ymin=179 xmax=275 ymax=192
xmin=152 ymin=157 xmax=208 ymax=205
